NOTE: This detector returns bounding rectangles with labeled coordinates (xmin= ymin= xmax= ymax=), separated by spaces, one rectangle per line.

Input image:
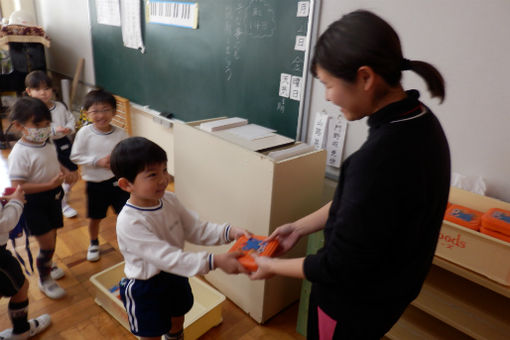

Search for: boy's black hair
xmin=9 ymin=97 xmax=51 ymax=124
xmin=83 ymin=89 xmax=117 ymax=111
xmin=25 ymin=70 xmax=53 ymax=89
xmin=111 ymin=137 xmax=168 ymax=183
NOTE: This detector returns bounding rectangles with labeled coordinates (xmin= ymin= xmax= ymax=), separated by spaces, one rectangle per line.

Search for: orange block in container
xmin=228 ymin=235 xmax=279 ymax=272
xmin=444 ymin=204 xmax=483 ymax=231
xmin=481 ymin=208 xmax=510 ymax=236
xmin=480 ymin=226 xmax=510 ymax=243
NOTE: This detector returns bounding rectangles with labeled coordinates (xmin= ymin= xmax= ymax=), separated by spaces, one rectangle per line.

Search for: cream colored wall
xmin=130 ymin=106 xmax=175 ymax=175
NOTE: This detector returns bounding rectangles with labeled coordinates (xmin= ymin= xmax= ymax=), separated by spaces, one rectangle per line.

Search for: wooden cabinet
xmin=173 ymin=120 xmax=326 ymax=323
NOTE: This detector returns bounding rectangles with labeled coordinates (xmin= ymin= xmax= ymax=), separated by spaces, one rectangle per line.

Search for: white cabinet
xmin=174 ymin=119 xmax=326 ymax=323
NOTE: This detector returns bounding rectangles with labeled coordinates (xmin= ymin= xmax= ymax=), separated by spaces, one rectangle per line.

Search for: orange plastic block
xmin=481 ymin=208 xmax=510 ymax=236
xmin=444 ymin=204 xmax=483 ymax=231
xmin=228 ymin=235 xmax=279 ymax=272
xmin=480 ymin=226 xmax=510 ymax=243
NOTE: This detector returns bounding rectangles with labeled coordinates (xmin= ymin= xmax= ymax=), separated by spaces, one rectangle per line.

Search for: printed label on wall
xmin=297 ymin=1 xmax=310 ymax=17
xmin=290 ymin=76 xmax=302 ymax=101
xmin=294 ymin=35 xmax=307 ymax=51
xmin=148 ymin=0 xmax=198 ymax=29
xmin=279 ymin=73 xmax=291 ymax=98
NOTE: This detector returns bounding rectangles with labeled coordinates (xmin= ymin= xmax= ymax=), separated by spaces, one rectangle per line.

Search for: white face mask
xmin=24 ymin=126 xmax=51 ymax=143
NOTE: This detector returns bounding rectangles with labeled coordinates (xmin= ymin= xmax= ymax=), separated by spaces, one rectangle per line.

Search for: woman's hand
xmin=214 ymin=251 xmax=250 ymax=274
xmin=249 ymin=254 xmax=275 ymax=280
xmin=266 ymin=223 xmax=301 ymax=257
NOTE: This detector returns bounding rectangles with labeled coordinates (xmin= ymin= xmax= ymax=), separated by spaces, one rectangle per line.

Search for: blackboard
xmin=89 ymin=0 xmax=312 ymax=139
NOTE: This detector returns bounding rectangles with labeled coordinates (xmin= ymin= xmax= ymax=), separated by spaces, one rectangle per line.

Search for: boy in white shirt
xmin=110 ymin=137 xmax=249 ymax=340
xmin=70 ymin=89 xmax=129 ymax=262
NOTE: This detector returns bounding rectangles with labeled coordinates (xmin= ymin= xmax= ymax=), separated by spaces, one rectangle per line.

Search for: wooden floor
xmin=0 ymin=148 xmax=305 ymax=340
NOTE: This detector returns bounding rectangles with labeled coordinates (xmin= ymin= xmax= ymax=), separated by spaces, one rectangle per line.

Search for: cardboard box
xmin=90 ymin=262 xmax=225 ymax=339
xmin=435 ymin=187 xmax=510 ymax=286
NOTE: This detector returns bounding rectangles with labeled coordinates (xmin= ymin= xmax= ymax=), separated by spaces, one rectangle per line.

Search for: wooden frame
xmin=112 ymin=95 xmax=132 ymax=136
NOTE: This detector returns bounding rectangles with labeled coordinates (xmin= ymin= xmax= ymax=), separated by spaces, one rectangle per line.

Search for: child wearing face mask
xmin=8 ymin=97 xmax=72 ymax=300
xmin=25 ymin=70 xmax=79 ymax=220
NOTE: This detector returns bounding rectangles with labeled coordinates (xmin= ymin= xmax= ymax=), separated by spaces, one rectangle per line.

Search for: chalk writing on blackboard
xmin=245 ymin=0 xmax=275 ymax=38
xmin=291 ymin=56 xmax=304 ymax=73
xmin=224 ymin=1 xmax=245 ymax=80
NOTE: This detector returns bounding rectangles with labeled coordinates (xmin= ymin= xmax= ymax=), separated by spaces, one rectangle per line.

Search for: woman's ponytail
xmin=407 ymin=60 xmax=445 ymax=103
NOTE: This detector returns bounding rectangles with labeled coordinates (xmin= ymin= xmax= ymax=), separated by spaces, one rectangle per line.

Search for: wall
xmin=307 ymin=0 xmax=510 ymax=202
xmin=33 ymin=0 xmax=510 ymax=202
xmin=34 ymin=0 xmax=95 ymax=85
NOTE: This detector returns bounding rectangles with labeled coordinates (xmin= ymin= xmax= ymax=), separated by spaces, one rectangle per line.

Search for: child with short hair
xmin=0 ymin=185 xmax=51 ymax=339
xmin=25 ymin=70 xmax=79 ymax=219
xmin=70 ymin=89 xmax=129 ymax=262
xmin=8 ymin=97 xmax=71 ymax=299
xmin=111 ymin=137 xmax=249 ymax=340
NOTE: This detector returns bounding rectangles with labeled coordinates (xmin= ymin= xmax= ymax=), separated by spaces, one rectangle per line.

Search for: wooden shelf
xmin=387 ymin=305 xmax=471 ymax=340
xmin=411 ymin=265 xmax=510 ymax=340
xmin=433 ymin=257 xmax=510 ymax=298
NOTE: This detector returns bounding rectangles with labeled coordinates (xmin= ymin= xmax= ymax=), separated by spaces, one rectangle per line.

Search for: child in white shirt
xmin=111 ymin=137 xmax=249 ymax=340
xmin=8 ymin=97 xmax=72 ymax=299
xmin=25 ymin=70 xmax=79 ymax=219
xmin=70 ymin=89 xmax=129 ymax=262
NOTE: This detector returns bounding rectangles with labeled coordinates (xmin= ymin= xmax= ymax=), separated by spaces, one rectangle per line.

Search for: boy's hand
xmin=96 ymin=155 xmax=111 ymax=169
xmin=214 ymin=251 xmax=249 ymax=274
xmin=56 ymin=126 xmax=71 ymax=135
xmin=64 ymin=170 xmax=79 ymax=185
xmin=228 ymin=226 xmax=252 ymax=241
xmin=2 ymin=185 xmax=25 ymax=203
xmin=50 ymin=172 xmax=65 ymax=188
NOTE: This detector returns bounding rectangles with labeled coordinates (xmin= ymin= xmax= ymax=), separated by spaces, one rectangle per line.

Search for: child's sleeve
xmin=118 ymin=216 xmax=213 ymax=277
xmin=8 ymin=150 xmax=29 ymax=183
xmin=176 ymin=197 xmax=231 ymax=246
xmin=0 ymin=200 xmax=24 ymax=234
xmin=70 ymin=129 xmax=96 ymax=166
xmin=64 ymin=105 xmax=76 ymax=133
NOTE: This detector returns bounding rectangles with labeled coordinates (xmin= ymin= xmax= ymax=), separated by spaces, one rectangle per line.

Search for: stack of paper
xmin=199 ymin=117 xmax=248 ymax=132
xmin=225 ymin=124 xmax=276 ymax=141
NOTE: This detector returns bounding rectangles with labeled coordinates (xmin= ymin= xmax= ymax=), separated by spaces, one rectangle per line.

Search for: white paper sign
xmin=297 ymin=1 xmax=310 ymax=17
xmin=279 ymin=73 xmax=291 ymax=98
xmin=326 ymin=113 xmax=347 ymax=168
xmin=311 ymin=111 xmax=329 ymax=150
xmin=290 ymin=76 xmax=302 ymax=101
xmin=294 ymin=35 xmax=307 ymax=51
xmin=121 ymin=0 xmax=145 ymax=52
xmin=95 ymin=0 xmax=121 ymax=26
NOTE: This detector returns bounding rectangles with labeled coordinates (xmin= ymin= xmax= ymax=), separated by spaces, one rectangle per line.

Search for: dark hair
xmin=111 ymin=137 xmax=168 ymax=182
xmin=311 ymin=10 xmax=445 ymax=102
xmin=25 ymin=70 xmax=53 ymax=89
xmin=83 ymin=89 xmax=117 ymax=111
xmin=9 ymin=97 xmax=51 ymax=124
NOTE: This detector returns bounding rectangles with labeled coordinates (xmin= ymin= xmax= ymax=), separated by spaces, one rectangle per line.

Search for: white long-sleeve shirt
xmin=0 ymin=199 xmax=24 ymax=245
xmin=49 ymin=101 xmax=76 ymax=139
xmin=70 ymin=124 xmax=127 ymax=182
xmin=116 ymin=191 xmax=232 ymax=280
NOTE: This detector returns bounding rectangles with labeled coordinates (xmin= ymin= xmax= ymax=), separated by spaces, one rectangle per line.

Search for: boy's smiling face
xmin=126 ymin=162 xmax=171 ymax=207
xmin=87 ymin=102 xmax=115 ymax=132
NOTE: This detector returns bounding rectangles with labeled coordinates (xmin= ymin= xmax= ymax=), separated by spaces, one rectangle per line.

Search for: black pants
xmin=307 ymin=287 xmax=410 ymax=340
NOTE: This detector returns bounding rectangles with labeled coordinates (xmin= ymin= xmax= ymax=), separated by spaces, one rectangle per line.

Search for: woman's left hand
xmin=249 ymin=254 xmax=275 ymax=280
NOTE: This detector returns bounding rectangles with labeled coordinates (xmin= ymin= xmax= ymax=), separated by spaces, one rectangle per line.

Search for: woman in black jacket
xmin=250 ymin=10 xmax=451 ymax=340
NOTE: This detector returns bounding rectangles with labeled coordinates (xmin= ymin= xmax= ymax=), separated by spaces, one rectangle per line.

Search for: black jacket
xmin=303 ymin=90 xmax=451 ymax=317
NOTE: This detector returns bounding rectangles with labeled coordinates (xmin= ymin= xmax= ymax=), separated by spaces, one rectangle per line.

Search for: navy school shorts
xmin=86 ymin=177 xmax=129 ymax=219
xmin=0 ymin=245 xmax=26 ymax=297
xmin=24 ymin=186 xmax=64 ymax=236
xmin=119 ymin=271 xmax=194 ymax=337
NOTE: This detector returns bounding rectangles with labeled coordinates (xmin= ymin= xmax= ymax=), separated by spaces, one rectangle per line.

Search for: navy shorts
xmin=0 ymin=245 xmax=26 ymax=297
xmin=24 ymin=187 xmax=64 ymax=236
xmin=86 ymin=178 xmax=129 ymax=219
xmin=119 ymin=271 xmax=194 ymax=337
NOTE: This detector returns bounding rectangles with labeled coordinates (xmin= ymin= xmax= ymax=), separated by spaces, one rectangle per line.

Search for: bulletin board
xmin=89 ymin=0 xmax=315 ymax=139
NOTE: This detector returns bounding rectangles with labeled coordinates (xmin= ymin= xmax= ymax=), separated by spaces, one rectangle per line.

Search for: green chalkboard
xmin=89 ymin=0 xmax=311 ymax=139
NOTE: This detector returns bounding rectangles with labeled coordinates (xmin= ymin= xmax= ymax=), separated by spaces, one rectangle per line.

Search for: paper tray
xmin=90 ymin=262 xmax=225 ymax=339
